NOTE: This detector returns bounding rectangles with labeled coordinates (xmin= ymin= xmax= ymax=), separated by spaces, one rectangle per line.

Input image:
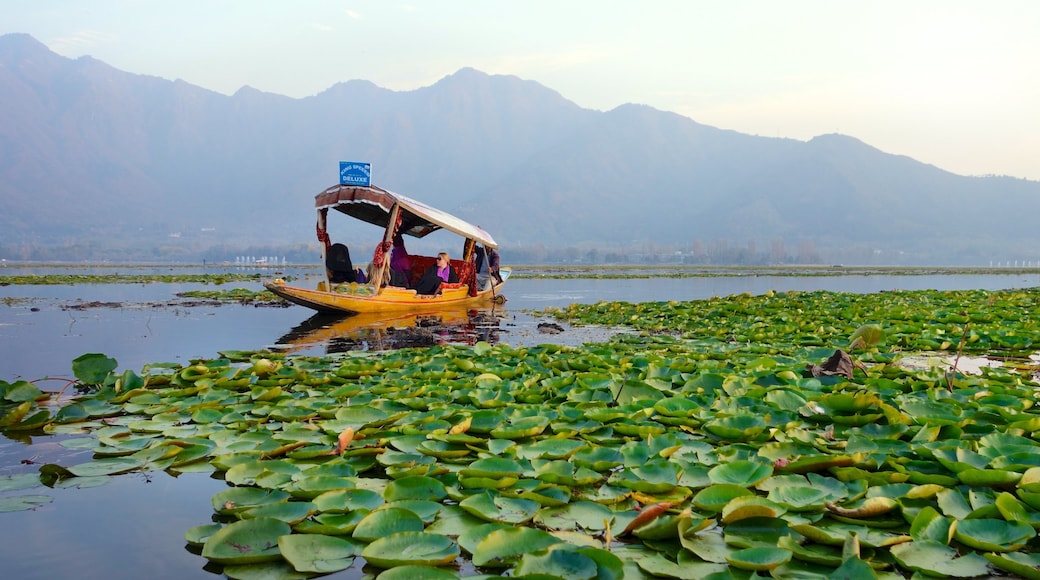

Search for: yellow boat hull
xmin=264 ymin=268 xmax=509 ymax=314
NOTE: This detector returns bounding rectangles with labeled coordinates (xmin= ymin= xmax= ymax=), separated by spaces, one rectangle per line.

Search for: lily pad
xmin=471 ymin=527 xmax=562 ymax=568
xmin=361 ymin=531 xmax=459 ymax=568
xmin=278 ymin=533 xmax=361 ymax=573
xmin=201 ymin=517 xmax=290 ymax=565
xmin=351 ymin=506 xmax=425 ymax=542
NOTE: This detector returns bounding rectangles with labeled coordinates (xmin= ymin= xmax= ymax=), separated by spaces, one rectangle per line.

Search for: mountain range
xmin=2 ymin=32 xmax=1038 ymax=265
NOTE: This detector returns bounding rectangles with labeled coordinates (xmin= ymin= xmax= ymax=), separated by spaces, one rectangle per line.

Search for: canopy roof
xmin=314 ymin=184 xmax=498 ymax=248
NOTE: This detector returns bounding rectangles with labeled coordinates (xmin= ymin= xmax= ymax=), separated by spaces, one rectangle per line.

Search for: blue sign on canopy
xmin=339 ymin=162 xmax=371 ymax=186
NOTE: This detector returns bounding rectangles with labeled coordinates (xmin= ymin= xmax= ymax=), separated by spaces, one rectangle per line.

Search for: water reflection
xmin=273 ymin=305 xmax=509 ymax=355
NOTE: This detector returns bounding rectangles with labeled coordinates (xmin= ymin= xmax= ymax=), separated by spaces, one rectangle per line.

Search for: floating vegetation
xmin=509 ymin=264 xmax=1040 ymax=280
xmin=4 ymin=287 xmax=1040 ymax=577
xmin=542 ymin=287 xmax=1040 ymax=356
xmin=0 ymin=273 xmax=265 ymax=286
xmin=176 ymin=288 xmax=287 ymax=305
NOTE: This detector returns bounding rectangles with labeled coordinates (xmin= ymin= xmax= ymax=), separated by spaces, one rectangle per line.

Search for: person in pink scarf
xmin=389 ymin=234 xmax=411 ymax=286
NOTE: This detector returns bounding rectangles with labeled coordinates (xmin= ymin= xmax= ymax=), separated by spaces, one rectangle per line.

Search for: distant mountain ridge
xmin=1 ymin=32 xmax=1037 ymax=265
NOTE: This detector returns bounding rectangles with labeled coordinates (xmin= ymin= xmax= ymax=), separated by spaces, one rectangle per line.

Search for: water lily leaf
xmin=636 ymin=551 xmax=728 ymax=579
xmin=514 ymin=544 xmax=600 ymax=579
xmin=456 ymin=522 xmax=513 ymax=555
xmin=501 ymin=480 xmax=572 ymax=506
xmin=201 ymin=517 xmax=290 ymax=565
xmin=984 ymin=551 xmax=1040 ymax=580
xmin=535 ymin=460 xmax=603 ymax=486
xmin=890 ymin=539 xmax=991 ymax=577
xmin=278 ymin=533 xmax=360 ymax=573
xmin=184 ymin=523 xmax=222 ymax=547
xmin=571 ymin=445 xmax=624 ymax=472
xmin=71 ymin=353 xmax=118 ymax=385
xmin=225 ymin=458 xmax=300 ymax=487
xmin=994 ymin=491 xmax=1040 ymax=530
xmin=471 ymin=527 xmax=562 ymax=568
xmin=374 ymin=564 xmax=461 ymax=580
xmin=490 ymin=415 xmax=550 ymax=439
xmin=533 ymin=500 xmax=613 ymax=531
xmin=957 ymin=468 xmax=1021 ymax=487
xmin=459 ymin=457 xmax=525 ymax=479
xmin=952 ymin=517 xmax=1035 ymax=552
xmin=361 ymin=531 xmax=459 ymax=568
xmin=725 ymin=546 xmax=792 ymax=571
xmin=766 ymin=485 xmax=829 ymax=512
xmin=384 ymin=475 xmax=448 ymax=502
xmin=653 ymin=397 xmax=702 ymax=417
xmin=692 ymin=483 xmax=755 ymax=512
xmin=296 ymin=511 xmax=368 ymax=535
xmin=609 ymin=461 xmax=681 ymax=493
xmin=212 ymin=487 xmax=291 ymax=516
xmin=351 ymin=506 xmax=425 ymax=542
xmin=776 ymin=535 xmax=843 ymax=567
xmin=0 ymin=494 xmax=53 ymax=512
xmin=721 ymin=496 xmax=787 ymax=524
xmin=708 ymin=460 xmax=773 ymax=487
xmin=312 ymin=488 xmax=383 ymax=513
xmin=0 ymin=473 xmax=40 ymax=492
xmin=459 ymin=491 xmax=541 ymax=524
xmin=4 ymin=380 xmax=45 ymax=402
xmin=222 ymin=561 xmax=313 ymax=580
xmin=384 ymin=499 xmax=443 ymax=523
xmin=240 ymin=501 xmax=315 ymax=525
xmin=908 ymin=506 xmax=953 ymax=543
xmin=65 ymin=456 xmax=146 ymax=477
xmin=286 ymin=475 xmax=358 ymax=499
xmin=703 ymin=414 xmax=766 ymax=441
xmin=514 ymin=438 xmax=587 ymax=460
xmin=415 ymin=439 xmax=471 ymax=459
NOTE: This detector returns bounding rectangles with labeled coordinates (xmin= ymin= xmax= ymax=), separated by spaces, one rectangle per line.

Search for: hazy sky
xmin=6 ymin=1 xmax=1038 ymax=180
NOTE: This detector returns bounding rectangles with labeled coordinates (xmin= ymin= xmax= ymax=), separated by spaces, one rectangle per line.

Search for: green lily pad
xmin=513 ymin=544 xmax=600 ymax=579
xmin=721 ymin=496 xmax=787 ymax=524
xmin=278 ymin=533 xmax=361 ymax=573
xmin=373 ymin=565 xmax=461 ymax=579
xmin=533 ymin=500 xmax=613 ymax=531
xmin=384 ymin=475 xmax=448 ymax=502
xmin=490 ymin=415 xmax=550 ymax=439
xmin=952 ymin=518 xmax=1035 ymax=552
xmin=890 ymin=539 xmax=991 ymax=577
xmin=703 ymin=414 xmax=767 ymax=441
xmin=361 ymin=531 xmax=459 ymax=568
xmin=0 ymin=473 xmax=41 ymax=492
xmin=0 ymin=494 xmax=53 ymax=513
xmin=240 ymin=501 xmax=315 ymax=525
xmin=351 ymin=506 xmax=425 ymax=542
xmin=725 ymin=546 xmax=792 ymax=571
xmin=984 ymin=551 xmax=1040 ymax=580
xmin=471 ymin=527 xmax=562 ymax=568
xmin=296 ymin=511 xmax=368 ymax=535
xmin=201 ymin=518 xmax=290 ymax=565
xmin=312 ymin=488 xmax=384 ymax=513
xmin=766 ymin=485 xmax=829 ymax=511
xmin=708 ymin=459 xmax=773 ymax=487
xmin=212 ymin=487 xmax=291 ymax=516
xmin=692 ymin=483 xmax=755 ymax=512
xmin=459 ymin=491 xmax=541 ymax=524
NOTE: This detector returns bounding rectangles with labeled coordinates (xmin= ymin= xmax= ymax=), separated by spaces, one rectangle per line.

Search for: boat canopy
xmin=315 ymin=184 xmax=498 ymax=249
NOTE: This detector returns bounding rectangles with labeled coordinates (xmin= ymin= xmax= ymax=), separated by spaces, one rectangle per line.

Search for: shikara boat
xmin=265 ymin=183 xmax=509 ymax=314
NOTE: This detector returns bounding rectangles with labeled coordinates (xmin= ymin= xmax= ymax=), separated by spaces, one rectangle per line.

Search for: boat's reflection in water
xmin=273 ymin=305 xmax=508 ymax=354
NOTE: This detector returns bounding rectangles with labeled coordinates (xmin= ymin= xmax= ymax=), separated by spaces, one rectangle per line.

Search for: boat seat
xmin=407 ymin=255 xmax=475 ymax=294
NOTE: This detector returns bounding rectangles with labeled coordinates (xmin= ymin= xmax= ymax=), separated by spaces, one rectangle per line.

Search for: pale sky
xmin=5 ymin=1 xmax=1039 ymax=180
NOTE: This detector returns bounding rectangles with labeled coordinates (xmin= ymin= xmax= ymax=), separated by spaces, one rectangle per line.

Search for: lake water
xmin=1 ymin=268 xmax=1038 ymax=579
